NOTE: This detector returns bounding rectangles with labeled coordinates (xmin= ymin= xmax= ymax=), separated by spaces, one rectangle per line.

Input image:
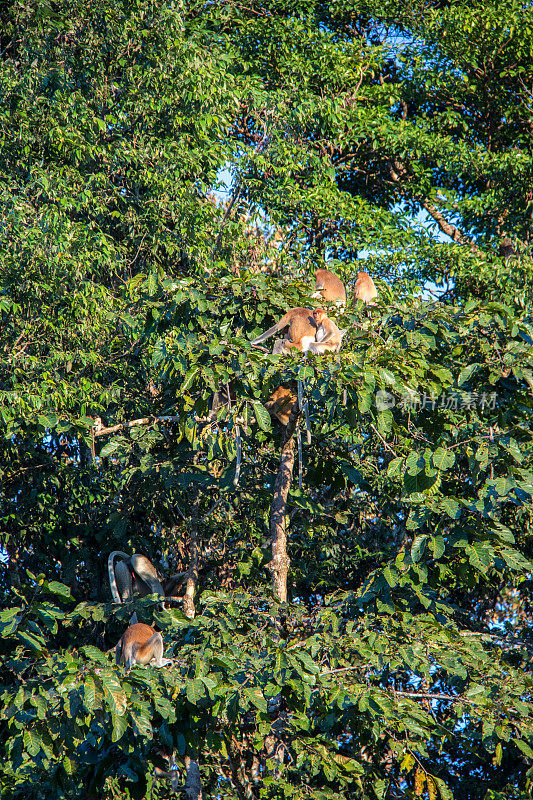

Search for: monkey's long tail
xmin=250 ymin=321 xmax=283 ymax=346
xmin=108 ymin=551 xmax=131 ymax=604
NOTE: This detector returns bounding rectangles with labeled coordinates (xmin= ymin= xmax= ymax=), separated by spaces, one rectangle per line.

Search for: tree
xmin=1 ymin=1 xmax=532 ymax=798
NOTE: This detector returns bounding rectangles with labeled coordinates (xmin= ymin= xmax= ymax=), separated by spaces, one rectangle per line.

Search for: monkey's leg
xmin=163 ymin=573 xmax=188 ymax=597
xmin=141 ymin=632 xmax=172 ymax=668
xmin=271 ymin=339 xmax=286 ymax=354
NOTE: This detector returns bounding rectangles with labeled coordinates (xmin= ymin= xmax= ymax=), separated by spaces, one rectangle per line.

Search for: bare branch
xmin=93 ymin=415 xmax=181 ymax=437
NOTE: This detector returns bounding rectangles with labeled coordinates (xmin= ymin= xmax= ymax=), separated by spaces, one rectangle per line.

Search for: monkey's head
xmin=312 ymin=308 xmax=327 ymax=324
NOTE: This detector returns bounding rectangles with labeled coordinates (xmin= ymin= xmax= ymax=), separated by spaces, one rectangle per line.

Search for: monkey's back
xmin=315 ymin=269 xmax=346 ymax=304
xmin=120 ymin=622 xmax=156 ymax=650
xmin=354 ymin=271 xmax=378 ymax=303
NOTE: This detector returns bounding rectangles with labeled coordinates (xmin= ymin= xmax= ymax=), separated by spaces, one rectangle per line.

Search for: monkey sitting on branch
xmin=265 ymin=385 xmax=298 ymax=426
xmin=108 ymin=551 xmax=187 ymax=608
xmin=308 ymin=308 xmax=347 ymax=354
xmin=311 ymin=268 xmax=346 ymax=309
xmin=115 ymin=622 xmax=172 ymax=670
xmin=353 ymin=271 xmax=378 ymax=305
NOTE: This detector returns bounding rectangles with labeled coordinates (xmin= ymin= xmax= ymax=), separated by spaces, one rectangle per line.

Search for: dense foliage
xmin=1 ymin=1 xmax=532 ymax=798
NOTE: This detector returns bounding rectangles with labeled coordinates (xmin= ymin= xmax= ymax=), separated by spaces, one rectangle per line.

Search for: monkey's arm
xmin=315 ymin=328 xmax=334 ymax=344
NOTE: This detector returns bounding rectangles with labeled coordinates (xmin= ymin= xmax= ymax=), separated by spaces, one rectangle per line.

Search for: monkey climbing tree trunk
xmin=268 ymin=399 xmax=300 ymax=602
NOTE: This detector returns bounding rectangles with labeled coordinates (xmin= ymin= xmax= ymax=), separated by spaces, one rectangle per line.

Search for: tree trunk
xmin=183 ymin=756 xmax=202 ymax=800
xmin=268 ymin=400 xmax=300 ymax=602
xmin=183 ymin=486 xmax=200 ymax=620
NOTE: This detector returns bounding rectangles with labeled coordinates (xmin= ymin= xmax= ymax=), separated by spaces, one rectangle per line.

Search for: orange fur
xmin=354 ymin=271 xmax=378 ymax=304
xmin=309 ymin=308 xmax=347 ymax=354
xmin=312 ymin=269 xmax=346 ymax=307
xmin=251 ymin=308 xmax=317 ymax=353
xmin=115 ymin=623 xmax=171 ymax=669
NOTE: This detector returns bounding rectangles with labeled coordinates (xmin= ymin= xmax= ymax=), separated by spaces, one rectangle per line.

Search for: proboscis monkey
xmin=108 ymin=551 xmax=186 ymax=606
xmin=308 ymin=308 xmax=347 ymax=354
xmin=108 ymin=551 xmax=165 ymax=603
xmin=251 ymin=308 xmax=317 ymax=353
xmin=354 ymin=271 xmax=378 ymax=305
xmin=115 ymin=623 xmax=172 ymax=669
xmin=265 ymin=385 xmax=297 ymax=426
xmin=311 ymin=268 xmax=346 ymax=308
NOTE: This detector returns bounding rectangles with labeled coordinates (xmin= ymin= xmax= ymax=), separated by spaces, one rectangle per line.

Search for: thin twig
xmin=369 ymin=423 xmax=397 ymax=456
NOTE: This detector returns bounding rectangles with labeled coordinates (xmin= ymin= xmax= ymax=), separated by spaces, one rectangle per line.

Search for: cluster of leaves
xmin=2 ymin=582 xmax=532 ymax=799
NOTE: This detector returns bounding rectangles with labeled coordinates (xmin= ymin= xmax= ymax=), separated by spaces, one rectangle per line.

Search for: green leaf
xmin=99 ymin=439 xmax=123 ymax=457
xmin=432 ymin=448 xmax=455 ymax=471
xmin=515 ymin=739 xmax=533 ymax=759
xmin=458 ymin=363 xmax=480 ymax=386
xmin=186 ymin=678 xmax=206 ymax=704
xmin=131 ymin=709 xmax=154 ymax=738
xmin=252 ymin=402 xmax=272 ymax=431
xmin=411 ymin=535 xmax=428 ymax=563
xmin=440 ymin=498 xmax=461 ymax=519
xmin=147 ymin=271 xmax=158 ymax=295
xmin=387 ymin=457 xmax=404 ymax=477
xmin=181 ymin=367 xmax=199 ymax=392
xmin=102 ymin=674 xmax=127 ymax=717
xmin=45 ymin=581 xmax=72 ymax=598
xmin=17 ymin=630 xmax=46 ymax=652
xmin=406 ymin=452 xmax=426 ymax=475
xmin=245 ymin=688 xmax=268 ymax=712
xmin=430 ymin=536 xmax=445 ymax=558
xmin=383 ymin=566 xmax=398 ymax=587
xmin=83 ymin=677 xmax=96 ymax=711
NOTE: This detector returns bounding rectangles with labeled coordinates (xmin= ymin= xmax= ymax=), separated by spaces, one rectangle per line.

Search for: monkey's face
xmin=312 ymin=308 xmax=326 ymax=324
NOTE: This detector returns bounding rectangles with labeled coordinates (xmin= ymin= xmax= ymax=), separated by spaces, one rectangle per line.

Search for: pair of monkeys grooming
xmin=252 ymin=306 xmax=346 ymax=355
xmin=251 ymin=269 xmax=377 ymax=355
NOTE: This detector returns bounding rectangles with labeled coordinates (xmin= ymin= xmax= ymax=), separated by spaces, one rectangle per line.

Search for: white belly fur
xmin=315 ymin=324 xmax=327 ymax=343
xmin=300 ymin=335 xmax=316 ymax=353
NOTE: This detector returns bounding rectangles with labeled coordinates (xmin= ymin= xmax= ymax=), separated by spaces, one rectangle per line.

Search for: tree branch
xmin=387 ymin=157 xmax=481 ymax=251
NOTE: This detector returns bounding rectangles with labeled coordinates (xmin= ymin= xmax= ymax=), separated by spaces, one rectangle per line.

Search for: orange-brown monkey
xmin=354 ymin=271 xmax=378 ymax=305
xmin=311 ymin=269 xmax=346 ymax=308
xmin=251 ymin=308 xmax=317 ymax=353
xmin=115 ymin=623 xmax=172 ymax=669
xmin=308 ymin=308 xmax=347 ymax=354
xmin=265 ymin=385 xmax=298 ymax=425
